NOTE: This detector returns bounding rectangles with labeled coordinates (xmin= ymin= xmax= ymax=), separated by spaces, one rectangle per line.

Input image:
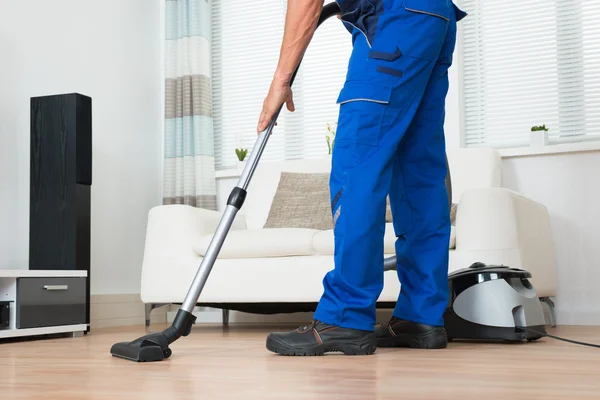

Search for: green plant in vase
xmin=531 ymin=124 xmax=549 ymax=132
xmin=235 ymin=148 xmax=248 ymax=170
xmin=326 ymin=122 xmax=337 ymax=155
xmin=530 ymin=124 xmax=549 ymax=147
xmin=235 ymin=148 xmax=248 ymax=162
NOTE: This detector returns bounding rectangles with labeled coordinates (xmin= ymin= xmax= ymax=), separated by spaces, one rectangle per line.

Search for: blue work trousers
xmin=314 ymin=0 xmax=465 ymax=331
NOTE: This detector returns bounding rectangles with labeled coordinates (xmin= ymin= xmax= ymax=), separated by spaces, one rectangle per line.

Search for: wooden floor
xmin=1 ymin=324 xmax=600 ymax=399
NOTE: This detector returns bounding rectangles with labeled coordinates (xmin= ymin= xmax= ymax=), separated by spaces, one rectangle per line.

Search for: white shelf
xmin=499 ymin=140 xmax=600 ymax=158
xmin=0 ymin=270 xmax=88 ymax=340
xmin=0 ymin=324 xmax=87 ymax=339
xmin=0 ymin=270 xmax=87 ymax=278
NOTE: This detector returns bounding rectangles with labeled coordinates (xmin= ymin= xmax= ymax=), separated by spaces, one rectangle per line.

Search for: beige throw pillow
xmin=263 ymin=172 xmax=333 ymax=230
xmin=263 ymin=172 xmax=395 ymax=230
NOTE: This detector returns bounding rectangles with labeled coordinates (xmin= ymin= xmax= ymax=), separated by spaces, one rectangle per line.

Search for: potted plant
xmin=530 ymin=124 xmax=549 ymax=147
xmin=326 ymin=122 xmax=337 ymax=155
xmin=235 ymin=148 xmax=248 ymax=170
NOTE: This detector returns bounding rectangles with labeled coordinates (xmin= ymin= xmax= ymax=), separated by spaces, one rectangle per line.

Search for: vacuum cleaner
xmin=110 ymin=3 xmax=548 ymax=362
xmin=444 ymin=262 xmax=547 ymax=342
xmin=110 ymin=2 xmax=344 ymax=363
xmin=383 ymin=261 xmax=548 ymax=343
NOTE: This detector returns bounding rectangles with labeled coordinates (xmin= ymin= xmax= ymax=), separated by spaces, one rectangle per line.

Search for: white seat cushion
xmin=312 ymin=224 xmax=456 ymax=255
xmin=193 ymin=228 xmax=320 ymax=259
xmin=312 ymin=223 xmax=397 ymax=255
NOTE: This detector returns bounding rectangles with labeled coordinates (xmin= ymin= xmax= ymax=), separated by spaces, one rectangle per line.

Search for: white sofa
xmin=140 ymin=147 xmax=558 ymax=326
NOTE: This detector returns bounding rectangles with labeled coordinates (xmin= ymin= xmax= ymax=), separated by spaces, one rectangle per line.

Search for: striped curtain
xmin=163 ymin=0 xmax=217 ymax=209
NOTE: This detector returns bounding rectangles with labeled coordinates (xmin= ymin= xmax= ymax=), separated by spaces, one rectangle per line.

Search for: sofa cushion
xmin=312 ymin=224 xmax=456 ymax=255
xmin=312 ymin=223 xmax=396 ymax=255
xmin=450 ymin=225 xmax=456 ymax=249
xmin=193 ymin=228 xmax=320 ymax=259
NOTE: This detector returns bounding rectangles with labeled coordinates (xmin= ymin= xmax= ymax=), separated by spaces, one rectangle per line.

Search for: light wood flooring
xmin=1 ymin=324 xmax=600 ymax=399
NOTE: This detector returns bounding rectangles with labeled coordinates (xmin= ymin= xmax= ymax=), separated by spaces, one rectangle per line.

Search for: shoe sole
xmin=377 ymin=329 xmax=448 ymax=349
xmin=266 ymin=335 xmax=377 ymax=356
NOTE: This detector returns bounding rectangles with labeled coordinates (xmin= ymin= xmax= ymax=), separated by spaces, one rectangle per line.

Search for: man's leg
xmin=393 ymin=69 xmax=453 ymax=327
xmin=313 ymin=87 xmax=402 ymax=332
xmin=375 ymin=7 xmax=459 ymax=349
xmin=266 ymin=5 xmax=451 ymax=356
xmin=264 ymin=72 xmax=403 ymax=357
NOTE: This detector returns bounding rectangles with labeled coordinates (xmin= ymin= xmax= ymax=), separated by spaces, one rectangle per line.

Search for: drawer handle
xmin=43 ymin=285 xmax=69 ymax=291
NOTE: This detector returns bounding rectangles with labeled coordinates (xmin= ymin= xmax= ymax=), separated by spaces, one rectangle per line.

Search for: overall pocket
xmin=367 ymin=1 xmax=450 ymax=66
xmin=335 ymin=81 xmax=392 ymax=147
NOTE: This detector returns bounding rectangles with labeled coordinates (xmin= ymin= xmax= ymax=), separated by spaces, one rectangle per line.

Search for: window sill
xmin=215 ymin=141 xmax=600 ymax=178
xmin=498 ymin=140 xmax=600 ymax=158
xmin=215 ymin=168 xmax=241 ymax=179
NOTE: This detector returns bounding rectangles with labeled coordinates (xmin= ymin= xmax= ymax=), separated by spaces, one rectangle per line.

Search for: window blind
xmin=211 ymin=0 xmax=352 ymax=170
xmin=461 ymin=0 xmax=600 ymax=148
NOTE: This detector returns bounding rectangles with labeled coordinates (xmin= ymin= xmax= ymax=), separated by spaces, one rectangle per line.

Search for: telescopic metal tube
xmin=179 ymin=2 xmax=342 ymax=314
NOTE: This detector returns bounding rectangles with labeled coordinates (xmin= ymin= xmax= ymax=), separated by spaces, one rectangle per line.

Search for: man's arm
xmin=273 ymin=0 xmax=324 ymax=85
xmin=257 ymin=0 xmax=325 ymax=133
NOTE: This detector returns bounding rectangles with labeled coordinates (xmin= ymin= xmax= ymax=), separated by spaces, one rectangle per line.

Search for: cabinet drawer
xmin=17 ymin=277 xmax=86 ymax=329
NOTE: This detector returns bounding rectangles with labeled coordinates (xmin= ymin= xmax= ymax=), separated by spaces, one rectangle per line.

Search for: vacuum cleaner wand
xmin=110 ymin=2 xmax=343 ymax=363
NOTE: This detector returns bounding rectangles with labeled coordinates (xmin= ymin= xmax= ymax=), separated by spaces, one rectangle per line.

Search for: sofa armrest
xmin=142 ymin=204 xmax=246 ymax=260
xmin=455 ymin=188 xmax=557 ymax=296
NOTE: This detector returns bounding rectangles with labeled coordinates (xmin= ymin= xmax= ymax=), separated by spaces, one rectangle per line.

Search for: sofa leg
xmin=145 ymin=304 xmax=153 ymax=332
xmin=145 ymin=303 xmax=169 ymax=332
xmin=540 ymin=297 xmax=556 ymax=327
xmin=222 ymin=309 xmax=230 ymax=326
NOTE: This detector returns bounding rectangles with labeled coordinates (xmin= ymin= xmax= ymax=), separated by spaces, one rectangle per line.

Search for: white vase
xmin=237 ymin=160 xmax=247 ymax=171
xmin=530 ymin=130 xmax=548 ymax=148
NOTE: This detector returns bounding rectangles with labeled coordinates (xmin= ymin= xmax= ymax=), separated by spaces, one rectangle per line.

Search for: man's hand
xmin=257 ymin=77 xmax=295 ymax=133
xmin=256 ymin=0 xmax=324 ymax=134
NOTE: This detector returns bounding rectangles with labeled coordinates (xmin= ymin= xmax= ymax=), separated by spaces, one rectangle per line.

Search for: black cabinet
xmin=29 ymin=93 xmax=92 ymax=329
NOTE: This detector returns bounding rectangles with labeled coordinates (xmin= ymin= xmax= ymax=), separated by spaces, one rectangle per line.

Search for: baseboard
xmin=555 ymin=308 xmax=600 ymax=326
xmin=91 ymin=296 xmax=600 ymax=328
xmin=90 ymin=294 xmax=167 ymax=329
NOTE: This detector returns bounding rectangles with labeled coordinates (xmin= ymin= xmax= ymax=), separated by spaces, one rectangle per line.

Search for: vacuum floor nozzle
xmin=110 ymin=332 xmax=172 ymax=362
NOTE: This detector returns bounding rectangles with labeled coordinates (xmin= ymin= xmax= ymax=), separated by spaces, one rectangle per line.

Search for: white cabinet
xmin=0 ymin=270 xmax=88 ymax=339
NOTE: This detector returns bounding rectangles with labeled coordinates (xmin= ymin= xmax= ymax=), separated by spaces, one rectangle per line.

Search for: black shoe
xmin=266 ymin=320 xmax=377 ymax=356
xmin=375 ymin=317 xmax=448 ymax=349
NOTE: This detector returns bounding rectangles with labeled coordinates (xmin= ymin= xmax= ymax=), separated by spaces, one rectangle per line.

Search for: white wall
xmin=0 ymin=0 xmax=162 ymax=295
xmin=502 ymin=152 xmax=600 ymax=325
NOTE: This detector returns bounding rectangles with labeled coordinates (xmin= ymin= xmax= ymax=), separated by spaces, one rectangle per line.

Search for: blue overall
xmin=313 ymin=0 xmax=467 ymax=331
